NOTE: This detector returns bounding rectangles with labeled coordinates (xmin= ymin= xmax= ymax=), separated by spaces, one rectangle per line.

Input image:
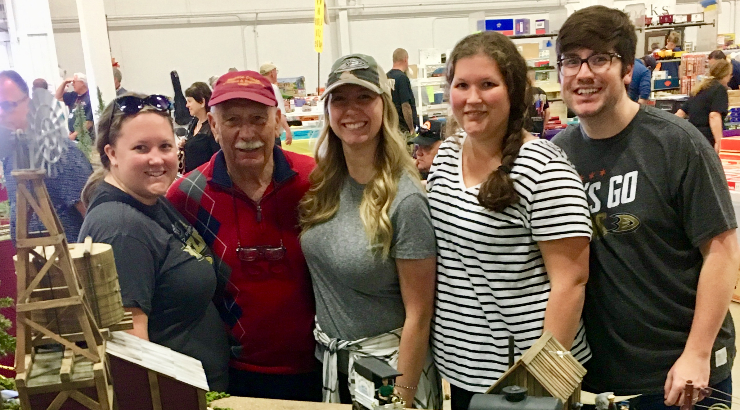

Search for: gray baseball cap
xmin=322 ymin=54 xmax=391 ymax=99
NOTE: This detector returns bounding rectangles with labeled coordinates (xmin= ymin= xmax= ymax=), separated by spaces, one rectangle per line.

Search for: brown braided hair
xmin=445 ymin=31 xmax=531 ymax=212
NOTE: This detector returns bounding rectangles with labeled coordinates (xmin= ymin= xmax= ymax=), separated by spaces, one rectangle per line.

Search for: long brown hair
xmin=445 ymin=31 xmax=531 ymax=212
xmin=692 ymin=59 xmax=731 ymax=96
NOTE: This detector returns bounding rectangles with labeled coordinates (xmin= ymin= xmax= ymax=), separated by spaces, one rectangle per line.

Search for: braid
xmin=478 ymin=129 xmax=524 ymax=212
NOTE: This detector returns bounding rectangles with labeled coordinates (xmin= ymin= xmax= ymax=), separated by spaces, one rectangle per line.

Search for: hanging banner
xmin=314 ymin=0 xmax=325 ymax=53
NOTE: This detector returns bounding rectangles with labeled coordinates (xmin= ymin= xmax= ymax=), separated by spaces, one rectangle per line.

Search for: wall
xmin=48 ymin=0 xmax=565 ymax=97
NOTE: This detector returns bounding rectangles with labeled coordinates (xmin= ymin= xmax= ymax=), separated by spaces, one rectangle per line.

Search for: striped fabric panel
xmin=428 ymin=138 xmax=592 ymax=392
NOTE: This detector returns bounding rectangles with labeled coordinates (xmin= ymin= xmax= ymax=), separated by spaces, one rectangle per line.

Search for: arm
xmin=55 ymin=79 xmax=72 ymax=101
xmin=709 ymin=112 xmax=724 ymax=154
xmin=539 ymin=236 xmax=590 ymax=349
xmin=281 ymin=116 xmax=293 ymax=145
xmin=401 ymin=102 xmax=415 ymax=133
xmin=543 ymin=107 xmax=551 ymax=128
xmin=675 ymin=109 xmax=687 ymax=119
xmin=639 ymin=69 xmax=652 ymax=102
xmin=125 ymin=307 xmax=149 ymax=340
xmin=663 ymin=229 xmax=740 ymax=405
xmin=394 ymin=256 xmax=436 ymax=407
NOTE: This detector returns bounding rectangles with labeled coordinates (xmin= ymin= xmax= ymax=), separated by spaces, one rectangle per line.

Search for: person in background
xmin=113 ymin=67 xmax=127 ymax=96
xmin=387 ymin=48 xmax=419 ymax=134
xmin=181 ymin=82 xmax=219 ymax=173
xmin=32 ymin=78 xmax=49 ymax=91
xmin=300 ymin=54 xmax=441 ymax=409
xmin=55 ymin=72 xmax=93 ymax=141
xmin=675 ymin=59 xmax=732 ymax=153
xmin=167 ymin=71 xmax=320 ymax=401
xmin=1 ymin=70 xmax=91 ymax=243
xmin=526 ymin=66 xmax=551 ymax=135
xmin=553 ymin=6 xmax=738 ymax=410
xmin=413 ymin=120 xmax=443 ymax=180
xmin=259 ymin=62 xmax=293 ymax=146
xmin=78 ymin=93 xmax=229 ymax=391
xmin=660 ymin=31 xmax=682 ymax=80
xmin=428 ymin=31 xmax=592 ymax=410
xmin=628 ymin=57 xmax=652 ymax=104
xmin=708 ymin=50 xmax=740 ymax=90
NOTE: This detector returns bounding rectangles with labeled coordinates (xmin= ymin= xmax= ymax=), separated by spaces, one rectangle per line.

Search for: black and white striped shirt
xmin=428 ymin=137 xmax=592 ymax=392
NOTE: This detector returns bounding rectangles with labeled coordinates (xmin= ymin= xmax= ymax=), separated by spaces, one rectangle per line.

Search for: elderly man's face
xmin=0 ymin=77 xmax=30 ymax=132
xmin=209 ymin=99 xmax=280 ymax=175
xmin=73 ymin=79 xmax=87 ymax=94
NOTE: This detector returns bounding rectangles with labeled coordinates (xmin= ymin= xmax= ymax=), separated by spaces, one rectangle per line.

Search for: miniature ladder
xmin=12 ymin=169 xmax=113 ymax=410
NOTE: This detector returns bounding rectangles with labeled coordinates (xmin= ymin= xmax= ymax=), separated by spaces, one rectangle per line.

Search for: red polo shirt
xmin=167 ymin=147 xmax=316 ymax=374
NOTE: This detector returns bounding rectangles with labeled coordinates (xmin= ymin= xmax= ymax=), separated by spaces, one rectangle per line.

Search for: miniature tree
xmin=74 ymin=104 xmax=93 ymax=160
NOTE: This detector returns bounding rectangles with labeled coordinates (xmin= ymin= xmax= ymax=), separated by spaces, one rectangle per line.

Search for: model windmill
xmin=12 ymin=88 xmax=128 ymax=410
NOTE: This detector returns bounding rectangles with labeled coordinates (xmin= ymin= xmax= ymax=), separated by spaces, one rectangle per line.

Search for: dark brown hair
xmin=445 ymin=31 xmax=531 ymax=213
xmin=185 ymin=82 xmax=212 ymax=112
xmin=556 ymin=5 xmax=637 ymax=77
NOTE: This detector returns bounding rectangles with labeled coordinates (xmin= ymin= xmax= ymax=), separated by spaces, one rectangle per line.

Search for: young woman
xmin=78 ymin=94 xmax=229 ymax=391
xmin=427 ymin=32 xmax=592 ymax=410
xmin=181 ymin=82 xmax=220 ymax=173
xmin=299 ymin=54 xmax=442 ymax=409
xmin=676 ymin=59 xmax=732 ymax=152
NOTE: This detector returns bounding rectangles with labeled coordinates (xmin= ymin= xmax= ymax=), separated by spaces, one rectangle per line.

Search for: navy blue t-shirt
xmin=63 ymin=91 xmax=94 ymax=133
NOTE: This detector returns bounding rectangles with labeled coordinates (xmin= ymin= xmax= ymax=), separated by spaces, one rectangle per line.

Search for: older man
xmin=412 ymin=120 xmax=442 ymax=180
xmin=55 ymin=72 xmax=93 ymax=140
xmin=166 ymin=71 xmax=319 ymax=401
xmin=259 ymin=62 xmax=293 ymax=145
xmin=0 ymin=70 xmax=92 ymax=242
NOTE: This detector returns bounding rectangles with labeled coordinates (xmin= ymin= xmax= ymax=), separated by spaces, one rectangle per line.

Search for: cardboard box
xmin=535 ymin=19 xmax=549 ymax=34
xmin=478 ymin=18 xmax=514 ymax=35
xmin=515 ymin=18 xmax=530 ymax=35
xmin=516 ymin=43 xmax=540 ymax=60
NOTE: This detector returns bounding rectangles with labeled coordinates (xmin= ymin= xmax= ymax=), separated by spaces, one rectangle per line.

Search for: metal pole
xmin=318 ymin=52 xmax=321 ymax=95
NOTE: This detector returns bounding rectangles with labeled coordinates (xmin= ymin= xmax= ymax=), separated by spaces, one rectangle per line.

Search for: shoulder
xmin=639 ymin=106 xmax=708 ymax=142
xmin=391 ymin=172 xmax=430 ymax=217
xmin=85 ymin=201 xmax=159 ymax=239
xmin=551 ymin=125 xmax=581 ymax=149
xmin=516 ymin=139 xmax=574 ymax=175
xmin=168 ymin=165 xmax=212 ymax=205
xmin=283 ymin=150 xmax=316 ymax=178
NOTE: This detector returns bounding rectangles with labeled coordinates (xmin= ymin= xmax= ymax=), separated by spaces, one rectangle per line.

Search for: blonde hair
xmin=692 ymin=59 xmax=731 ymax=96
xmin=666 ymin=31 xmax=681 ymax=46
xmin=299 ymin=92 xmax=419 ymax=257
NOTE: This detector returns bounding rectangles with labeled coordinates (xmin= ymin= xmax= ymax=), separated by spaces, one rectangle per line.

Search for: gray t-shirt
xmin=552 ymin=106 xmax=737 ymax=395
xmin=301 ymin=172 xmax=436 ymax=341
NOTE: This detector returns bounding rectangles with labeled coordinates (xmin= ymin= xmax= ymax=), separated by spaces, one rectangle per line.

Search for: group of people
xmin=1 ymin=5 xmax=739 ymax=410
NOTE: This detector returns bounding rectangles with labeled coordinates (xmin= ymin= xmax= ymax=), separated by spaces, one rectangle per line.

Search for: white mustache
xmin=235 ymin=140 xmax=264 ymax=150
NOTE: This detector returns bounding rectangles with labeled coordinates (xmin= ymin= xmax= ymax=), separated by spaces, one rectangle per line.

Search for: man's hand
xmin=69 ymin=131 xmax=78 ymax=141
xmin=285 ymin=129 xmax=293 ymax=145
xmin=663 ymin=351 xmax=710 ymax=406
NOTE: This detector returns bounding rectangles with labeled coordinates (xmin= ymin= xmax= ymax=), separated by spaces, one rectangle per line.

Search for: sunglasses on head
xmin=106 ymin=94 xmax=171 ymax=139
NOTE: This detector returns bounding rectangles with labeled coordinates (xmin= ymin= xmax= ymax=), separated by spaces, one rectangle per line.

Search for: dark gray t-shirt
xmin=79 ymin=182 xmax=230 ymax=391
xmin=552 ymin=106 xmax=737 ymax=395
xmin=301 ymin=173 xmax=436 ymax=341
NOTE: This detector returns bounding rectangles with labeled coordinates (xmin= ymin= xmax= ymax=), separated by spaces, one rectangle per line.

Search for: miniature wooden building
xmin=106 ymin=331 xmax=209 ymax=410
xmin=486 ymin=332 xmax=586 ymax=410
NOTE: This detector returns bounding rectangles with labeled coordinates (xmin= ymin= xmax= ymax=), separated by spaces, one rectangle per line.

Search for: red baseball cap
xmin=209 ymin=70 xmax=277 ymax=107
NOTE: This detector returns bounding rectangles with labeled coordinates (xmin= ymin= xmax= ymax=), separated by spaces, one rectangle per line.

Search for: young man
xmin=552 ymin=6 xmax=739 ymax=409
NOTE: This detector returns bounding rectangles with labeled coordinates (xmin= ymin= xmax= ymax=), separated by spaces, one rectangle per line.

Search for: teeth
xmin=235 ymin=140 xmax=265 ymax=150
xmin=344 ymin=122 xmax=366 ymax=130
xmin=577 ymin=88 xmax=598 ymax=95
xmin=146 ymin=171 xmax=165 ymax=177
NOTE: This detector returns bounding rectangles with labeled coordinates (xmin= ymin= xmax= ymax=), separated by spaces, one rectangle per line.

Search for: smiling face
xmin=560 ymin=48 xmax=631 ymax=121
xmin=186 ymin=96 xmax=206 ymax=117
xmin=209 ymin=99 xmax=280 ymax=175
xmin=449 ymin=54 xmax=510 ymax=141
xmin=328 ymin=84 xmax=384 ymax=151
xmin=104 ymin=113 xmax=177 ymax=205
